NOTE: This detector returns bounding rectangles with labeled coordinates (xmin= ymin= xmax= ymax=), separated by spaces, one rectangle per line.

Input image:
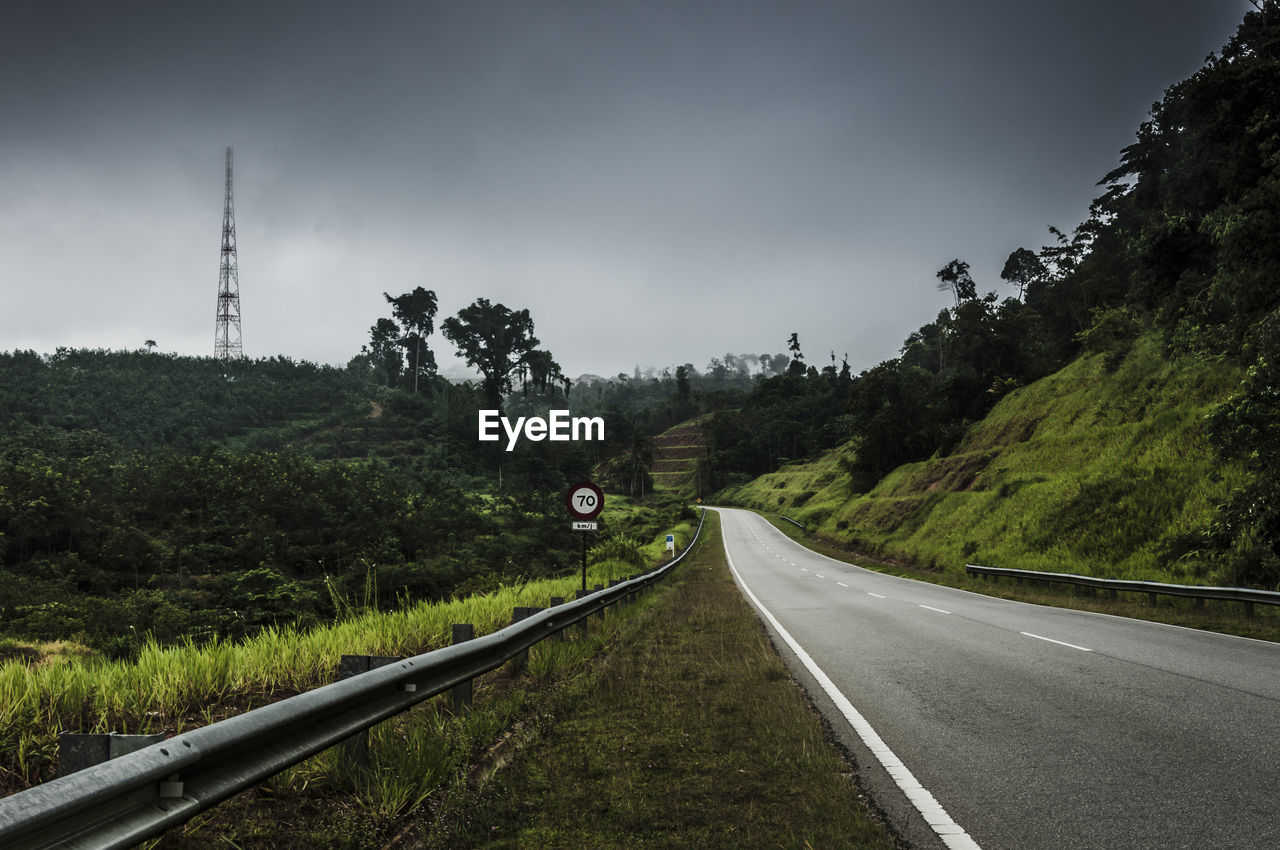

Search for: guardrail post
xmin=575 ymin=589 xmax=591 ymax=635
xmin=338 ymin=654 xmax=402 ymax=770
xmin=58 ymin=732 xmax=166 ymax=778
xmin=511 ymin=607 xmax=534 ymax=670
xmin=1149 ymin=592 xmax=1158 ymax=607
xmin=451 ymin=624 xmax=475 ymax=713
xmin=1244 ymin=601 xmax=1255 ymax=618
xmin=550 ymin=597 xmax=566 ymax=640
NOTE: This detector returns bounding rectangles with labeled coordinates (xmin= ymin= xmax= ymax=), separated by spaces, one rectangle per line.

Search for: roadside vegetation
xmin=0 ymin=550 xmax=692 ymax=798
xmin=147 ymin=552 xmax=671 ymax=849
xmin=719 ymin=335 xmax=1247 ymax=583
xmin=418 ymin=511 xmax=899 ymax=850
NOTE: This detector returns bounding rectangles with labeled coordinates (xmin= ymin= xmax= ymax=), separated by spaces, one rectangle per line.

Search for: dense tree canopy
xmin=441 ymin=298 xmax=542 ymax=409
xmin=0 ymin=348 xmax=615 ymax=654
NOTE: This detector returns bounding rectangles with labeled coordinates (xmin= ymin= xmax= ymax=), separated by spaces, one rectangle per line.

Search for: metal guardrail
xmin=776 ymin=515 xmax=806 ymax=530
xmin=0 ymin=510 xmax=705 ymax=849
xmin=965 ymin=563 xmax=1280 ymax=614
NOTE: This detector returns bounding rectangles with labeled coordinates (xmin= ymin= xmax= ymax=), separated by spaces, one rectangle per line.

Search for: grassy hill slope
xmin=647 ymin=416 xmax=709 ymax=497
xmin=718 ymin=335 xmax=1246 ymax=583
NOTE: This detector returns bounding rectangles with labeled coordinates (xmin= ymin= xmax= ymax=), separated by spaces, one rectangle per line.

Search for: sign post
xmin=566 ymin=481 xmax=604 ymax=591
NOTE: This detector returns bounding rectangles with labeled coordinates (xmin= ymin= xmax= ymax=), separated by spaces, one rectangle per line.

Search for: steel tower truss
xmin=214 ymin=147 xmax=243 ymax=360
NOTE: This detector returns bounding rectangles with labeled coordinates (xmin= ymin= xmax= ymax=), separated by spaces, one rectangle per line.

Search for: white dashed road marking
xmin=1021 ymin=632 xmax=1092 ymax=652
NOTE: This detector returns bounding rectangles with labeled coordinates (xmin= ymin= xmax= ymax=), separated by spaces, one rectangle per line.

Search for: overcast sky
xmin=0 ymin=1 xmax=1254 ymax=380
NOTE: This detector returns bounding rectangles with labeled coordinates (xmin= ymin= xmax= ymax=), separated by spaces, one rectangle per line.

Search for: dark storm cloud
xmin=0 ymin=1 xmax=1254 ymax=377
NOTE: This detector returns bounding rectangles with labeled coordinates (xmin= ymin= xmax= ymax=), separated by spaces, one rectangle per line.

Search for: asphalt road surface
xmin=714 ymin=507 xmax=1280 ymax=850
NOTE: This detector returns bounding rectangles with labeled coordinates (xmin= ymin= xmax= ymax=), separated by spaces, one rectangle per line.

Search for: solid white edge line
xmin=721 ymin=518 xmax=983 ymax=850
xmin=1021 ymin=632 xmax=1093 ymax=652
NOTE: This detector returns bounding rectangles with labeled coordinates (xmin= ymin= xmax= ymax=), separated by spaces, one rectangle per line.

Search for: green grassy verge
xmin=0 ymin=559 xmax=642 ymax=797
xmin=417 ymin=511 xmax=899 ymax=849
xmin=151 ymin=585 xmax=655 ymax=848
xmin=719 ymin=337 xmax=1247 ymax=585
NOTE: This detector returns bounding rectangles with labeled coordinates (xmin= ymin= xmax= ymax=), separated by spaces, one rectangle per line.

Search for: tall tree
xmin=384 ymin=287 xmax=438 ymax=391
xmin=367 ymin=317 xmax=403 ymax=387
xmin=520 ymin=348 xmax=569 ymax=398
xmin=1000 ymin=248 xmax=1045 ymax=301
xmin=786 ymin=332 xmax=806 ymax=378
xmin=625 ymin=434 xmax=654 ymax=498
xmin=675 ymin=364 xmax=691 ymax=400
xmin=936 ymin=259 xmax=977 ymax=305
xmin=441 ymin=298 xmax=541 ymax=408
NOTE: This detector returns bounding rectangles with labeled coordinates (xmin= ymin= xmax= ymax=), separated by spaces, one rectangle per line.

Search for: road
xmin=714 ymin=507 xmax=1280 ymax=850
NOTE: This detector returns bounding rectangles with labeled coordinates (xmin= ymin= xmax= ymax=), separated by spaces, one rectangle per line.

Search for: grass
xmin=0 ymin=510 xmax=707 ymax=844
xmin=418 ymin=511 xmax=900 ymax=849
xmin=4 ymin=510 xmax=903 ymax=847
xmin=0 ymin=559 xmax=643 ymax=797
xmin=153 ymin=619 xmax=647 ymax=848
xmin=719 ymin=336 xmax=1249 ymax=586
xmin=147 ymin=537 xmax=702 ymax=848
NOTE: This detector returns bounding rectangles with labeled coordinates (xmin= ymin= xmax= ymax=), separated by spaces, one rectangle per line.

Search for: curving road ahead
xmin=714 ymin=507 xmax=1280 ymax=850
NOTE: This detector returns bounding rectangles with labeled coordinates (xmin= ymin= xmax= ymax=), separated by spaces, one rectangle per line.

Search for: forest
xmin=0 ymin=304 xmax=753 ymax=657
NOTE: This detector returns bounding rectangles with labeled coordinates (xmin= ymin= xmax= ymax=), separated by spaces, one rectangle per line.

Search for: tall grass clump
xmin=0 ymin=557 xmax=648 ymax=795
xmin=148 ymin=554 xmax=673 ymax=846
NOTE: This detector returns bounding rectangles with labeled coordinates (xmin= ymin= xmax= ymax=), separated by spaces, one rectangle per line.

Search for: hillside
xmin=646 ymin=416 xmax=709 ymax=497
xmin=700 ymin=7 xmax=1280 ymax=590
xmin=0 ymin=349 xmax=690 ymax=657
xmin=718 ymin=335 xmax=1246 ymax=583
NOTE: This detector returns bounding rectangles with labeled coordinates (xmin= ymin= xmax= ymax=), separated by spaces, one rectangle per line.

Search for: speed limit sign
xmin=566 ymin=481 xmax=604 ymax=520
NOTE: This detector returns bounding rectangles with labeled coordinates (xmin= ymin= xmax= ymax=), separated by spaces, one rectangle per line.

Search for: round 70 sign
xmin=566 ymin=481 xmax=604 ymax=520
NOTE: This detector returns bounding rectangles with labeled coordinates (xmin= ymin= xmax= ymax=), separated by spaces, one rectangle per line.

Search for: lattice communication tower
xmin=214 ymin=146 xmax=243 ymax=360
